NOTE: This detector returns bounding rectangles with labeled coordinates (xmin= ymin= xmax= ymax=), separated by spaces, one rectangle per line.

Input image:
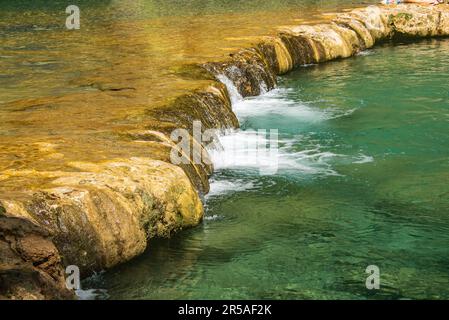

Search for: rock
xmin=203 ymin=48 xmax=277 ymax=97
xmin=0 ymin=216 xmax=74 ymax=300
xmin=1 ymin=158 xmax=204 ymax=274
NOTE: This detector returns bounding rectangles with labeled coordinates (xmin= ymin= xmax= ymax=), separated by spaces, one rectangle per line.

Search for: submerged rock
xmin=203 ymin=48 xmax=277 ymax=97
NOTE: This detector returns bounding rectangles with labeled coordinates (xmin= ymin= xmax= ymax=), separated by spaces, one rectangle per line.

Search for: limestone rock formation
xmin=204 ymin=5 xmax=449 ymax=99
xmin=0 ymin=216 xmax=74 ymax=300
xmin=1 ymin=158 xmax=203 ymax=274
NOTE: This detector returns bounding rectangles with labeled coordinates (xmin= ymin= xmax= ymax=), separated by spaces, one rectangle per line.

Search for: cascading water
xmin=94 ymin=39 xmax=449 ymax=300
xmin=207 ymin=72 xmax=367 ymax=189
xmin=69 ymin=2 xmax=449 ymax=299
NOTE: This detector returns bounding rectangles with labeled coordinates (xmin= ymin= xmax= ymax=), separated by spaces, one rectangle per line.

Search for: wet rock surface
xmin=1 ymin=4 xmax=449 ymax=299
xmin=1 ymin=158 xmax=203 ymax=274
xmin=0 ymin=216 xmax=74 ymax=300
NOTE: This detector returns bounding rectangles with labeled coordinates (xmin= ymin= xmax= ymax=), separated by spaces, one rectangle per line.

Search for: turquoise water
xmin=89 ymin=39 xmax=449 ymax=300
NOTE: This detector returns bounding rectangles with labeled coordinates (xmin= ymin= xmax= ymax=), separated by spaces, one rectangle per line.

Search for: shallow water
xmin=0 ymin=0 xmax=372 ymax=193
xmin=94 ymin=39 xmax=449 ymax=300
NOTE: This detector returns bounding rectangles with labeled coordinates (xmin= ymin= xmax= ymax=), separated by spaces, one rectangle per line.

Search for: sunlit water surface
xmin=91 ymin=39 xmax=449 ymax=300
xmin=0 ymin=0 xmax=373 ymax=193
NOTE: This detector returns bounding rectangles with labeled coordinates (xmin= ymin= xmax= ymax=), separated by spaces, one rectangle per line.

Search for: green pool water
xmin=87 ymin=39 xmax=449 ymax=300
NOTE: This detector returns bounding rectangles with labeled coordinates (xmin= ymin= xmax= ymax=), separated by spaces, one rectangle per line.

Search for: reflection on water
xmin=0 ymin=0 xmax=373 ymax=194
xmin=97 ymin=39 xmax=449 ymax=300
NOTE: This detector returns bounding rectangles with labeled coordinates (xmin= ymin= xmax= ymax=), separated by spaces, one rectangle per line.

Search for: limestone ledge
xmin=204 ymin=4 xmax=449 ymax=97
xmin=1 ymin=4 xmax=449 ymax=299
xmin=1 ymin=158 xmax=203 ymax=273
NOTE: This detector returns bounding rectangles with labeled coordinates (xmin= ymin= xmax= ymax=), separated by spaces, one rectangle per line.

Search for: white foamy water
xmin=208 ymin=129 xmax=280 ymax=175
xmin=208 ymin=129 xmax=340 ymax=176
xmin=204 ymin=214 xmax=222 ymax=221
xmin=352 ymin=154 xmax=374 ymax=164
xmin=216 ymin=74 xmax=243 ymax=105
xmin=356 ymin=49 xmax=375 ymax=57
xmin=216 ymin=72 xmax=337 ymax=123
xmin=206 ymin=179 xmax=256 ymax=198
xmin=233 ymin=88 xmax=333 ymax=122
xmin=76 ymin=271 xmax=109 ymax=300
xmin=209 ymin=73 xmax=371 ymax=184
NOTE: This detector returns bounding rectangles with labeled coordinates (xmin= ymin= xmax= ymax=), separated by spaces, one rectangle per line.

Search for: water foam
xmin=356 ymin=49 xmax=375 ymax=57
xmin=208 ymin=129 xmax=278 ymax=174
xmin=210 ymin=74 xmax=369 ymax=181
xmin=352 ymin=154 xmax=374 ymax=164
xmin=204 ymin=214 xmax=222 ymax=221
xmin=76 ymin=288 xmax=109 ymax=300
xmin=206 ymin=178 xmax=256 ymax=198
xmin=232 ymin=88 xmax=332 ymax=122
xmin=208 ymin=129 xmax=340 ymax=177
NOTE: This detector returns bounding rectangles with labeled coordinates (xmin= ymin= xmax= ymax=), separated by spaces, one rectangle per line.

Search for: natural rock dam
xmin=1 ymin=3 xmax=449 ymax=299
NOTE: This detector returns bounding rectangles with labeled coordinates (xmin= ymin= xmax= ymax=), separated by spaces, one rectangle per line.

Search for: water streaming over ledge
xmin=207 ymin=75 xmax=362 ymax=178
xmin=91 ymin=39 xmax=449 ymax=300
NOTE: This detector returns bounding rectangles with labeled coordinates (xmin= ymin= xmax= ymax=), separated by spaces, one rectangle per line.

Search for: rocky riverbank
xmin=1 ymin=4 xmax=448 ymax=299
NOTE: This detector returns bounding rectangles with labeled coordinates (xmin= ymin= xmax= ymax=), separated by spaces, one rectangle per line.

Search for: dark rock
xmin=0 ymin=216 xmax=74 ymax=300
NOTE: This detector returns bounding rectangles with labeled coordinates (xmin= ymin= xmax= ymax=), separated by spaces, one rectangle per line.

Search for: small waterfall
xmin=205 ymin=84 xmax=346 ymax=179
xmin=215 ymin=74 xmax=243 ymax=105
xmin=211 ymin=72 xmax=279 ymax=176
